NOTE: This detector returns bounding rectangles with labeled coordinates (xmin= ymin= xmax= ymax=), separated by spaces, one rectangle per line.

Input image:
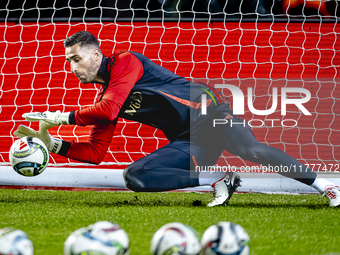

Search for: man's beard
xmin=82 ymin=59 xmax=98 ymax=84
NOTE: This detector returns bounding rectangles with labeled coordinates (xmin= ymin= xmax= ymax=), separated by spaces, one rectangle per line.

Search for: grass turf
xmin=0 ymin=188 xmax=339 ymax=255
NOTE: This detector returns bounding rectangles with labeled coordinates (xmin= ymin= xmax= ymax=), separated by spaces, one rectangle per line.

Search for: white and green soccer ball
xmin=200 ymin=221 xmax=250 ymax=255
xmin=0 ymin=228 xmax=34 ymax=255
xmin=9 ymin=136 xmax=49 ymax=177
xmin=64 ymin=221 xmax=130 ymax=255
xmin=150 ymin=222 xmax=201 ymax=255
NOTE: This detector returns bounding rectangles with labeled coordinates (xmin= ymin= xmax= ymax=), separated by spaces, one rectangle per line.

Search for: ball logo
xmin=19 ymin=140 xmax=26 ymax=150
xmin=12 ymin=145 xmax=38 ymax=158
xmin=12 ymin=149 xmax=33 ymax=158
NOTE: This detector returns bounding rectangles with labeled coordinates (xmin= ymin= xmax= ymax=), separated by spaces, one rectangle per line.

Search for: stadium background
xmin=0 ymin=0 xmax=339 ymax=191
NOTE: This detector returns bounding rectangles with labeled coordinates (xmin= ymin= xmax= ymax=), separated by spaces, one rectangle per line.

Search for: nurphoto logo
xmin=200 ymin=83 xmax=312 ymax=128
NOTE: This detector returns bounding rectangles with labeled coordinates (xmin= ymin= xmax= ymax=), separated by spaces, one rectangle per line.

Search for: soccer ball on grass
xmin=150 ymin=222 xmax=201 ymax=255
xmin=0 ymin=228 xmax=33 ymax=255
xmin=64 ymin=221 xmax=130 ymax=255
xmin=200 ymin=221 xmax=250 ymax=255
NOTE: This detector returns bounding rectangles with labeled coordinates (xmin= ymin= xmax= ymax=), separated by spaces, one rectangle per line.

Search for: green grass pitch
xmin=0 ymin=188 xmax=339 ymax=255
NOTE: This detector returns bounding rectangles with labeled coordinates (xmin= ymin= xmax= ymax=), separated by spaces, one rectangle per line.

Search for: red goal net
xmin=1 ymin=2 xmax=339 ymax=171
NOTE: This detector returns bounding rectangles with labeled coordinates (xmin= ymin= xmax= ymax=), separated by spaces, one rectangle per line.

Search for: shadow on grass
xmin=0 ymin=189 xmax=330 ymax=209
xmin=227 ymin=201 xmax=328 ymax=209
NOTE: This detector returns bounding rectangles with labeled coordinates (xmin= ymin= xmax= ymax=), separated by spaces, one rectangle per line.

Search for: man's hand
xmin=13 ymin=121 xmax=63 ymax=154
xmin=22 ymin=110 xmax=70 ymax=128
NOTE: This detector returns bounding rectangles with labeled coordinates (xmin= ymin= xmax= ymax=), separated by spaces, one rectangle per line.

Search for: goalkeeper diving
xmin=14 ymin=31 xmax=340 ymax=207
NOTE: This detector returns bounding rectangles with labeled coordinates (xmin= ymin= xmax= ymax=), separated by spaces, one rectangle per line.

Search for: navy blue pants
xmin=123 ymin=106 xmax=317 ymax=192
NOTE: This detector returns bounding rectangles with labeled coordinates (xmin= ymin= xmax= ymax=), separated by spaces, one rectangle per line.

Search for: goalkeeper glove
xmin=13 ymin=121 xmax=63 ymax=154
xmin=22 ymin=110 xmax=70 ymax=128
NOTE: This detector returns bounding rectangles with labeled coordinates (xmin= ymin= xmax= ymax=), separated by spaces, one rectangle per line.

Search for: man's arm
xmin=70 ymin=51 xmax=144 ymax=126
xmin=22 ymin=52 xmax=143 ymax=127
xmin=20 ymin=52 xmax=143 ymax=164
xmin=13 ymin=120 xmax=116 ymax=164
xmin=61 ymin=52 xmax=144 ymax=164
xmin=61 ymin=121 xmax=117 ymax=165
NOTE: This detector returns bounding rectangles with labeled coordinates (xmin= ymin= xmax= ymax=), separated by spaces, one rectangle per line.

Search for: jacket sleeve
xmin=62 ymin=121 xmax=117 ymax=165
xmin=73 ymin=51 xmax=144 ymax=126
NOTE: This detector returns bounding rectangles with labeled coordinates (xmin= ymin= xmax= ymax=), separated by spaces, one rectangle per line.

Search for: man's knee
xmin=123 ymin=164 xmax=146 ymax=192
xmin=232 ymin=143 xmax=267 ymax=162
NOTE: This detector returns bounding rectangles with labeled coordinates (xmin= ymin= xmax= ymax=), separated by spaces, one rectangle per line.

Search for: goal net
xmin=1 ymin=0 xmax=339 ymax=171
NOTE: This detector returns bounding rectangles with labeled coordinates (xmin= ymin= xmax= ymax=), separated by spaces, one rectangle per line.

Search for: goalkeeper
xmin=14 ymin=31 xmax=340 ymax=207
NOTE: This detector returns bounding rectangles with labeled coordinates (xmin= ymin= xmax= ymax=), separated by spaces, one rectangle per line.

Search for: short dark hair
xmin=64 ymin=31 xmax=101 ymax=51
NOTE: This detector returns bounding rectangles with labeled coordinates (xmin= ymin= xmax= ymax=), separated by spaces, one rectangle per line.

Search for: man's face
xmin=65 ymin=43 xmax=100 ymax=84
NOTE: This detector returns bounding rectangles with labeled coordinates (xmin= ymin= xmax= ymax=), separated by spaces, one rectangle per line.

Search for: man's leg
xmin=123 ymin=140 xmax=199 ymax=192
xmin=214 ymin=116 xmax=317 ymax=184
xmin=123 ymin=139 xmax=234 ymax=192
xmin=212 ymin=111 xmax=340 ymax=206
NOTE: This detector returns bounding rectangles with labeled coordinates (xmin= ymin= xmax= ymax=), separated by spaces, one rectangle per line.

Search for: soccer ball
xmin=200 ymin=222 xmax=250 ymax=255
xmin=64 ymin=221 xmax=130 ymax=255
xmin=9 ymin=136 xmax=49 ymax=177
xmin=150 ymin=222 xmax=201 ymax=255
xmin=0 ymin=228 xmax=34 ymax=255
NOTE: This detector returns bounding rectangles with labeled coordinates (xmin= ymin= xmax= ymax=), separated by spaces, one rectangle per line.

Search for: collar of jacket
xmin=93 ymin=54 xmax=110 ymax=88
